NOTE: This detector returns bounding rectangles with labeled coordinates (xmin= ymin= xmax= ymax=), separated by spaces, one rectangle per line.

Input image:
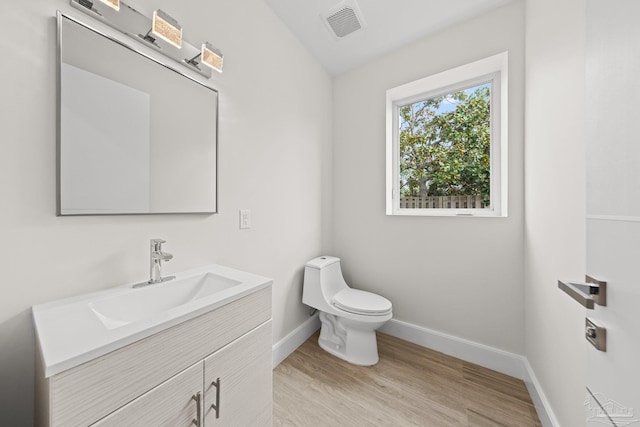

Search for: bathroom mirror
xmin=57 ymin=13 xmax=218 ymax=215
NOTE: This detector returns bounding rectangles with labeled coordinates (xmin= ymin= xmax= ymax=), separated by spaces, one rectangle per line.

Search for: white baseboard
xmin=379 ymin=319 xmax=525 ymax=378
xmin=379 ymin=319 xmax=557 ymax=427
xmin=522 ymin=359 xmax=560 ymax=427
xmin=272 ymin=313 xmax=320 ymax=368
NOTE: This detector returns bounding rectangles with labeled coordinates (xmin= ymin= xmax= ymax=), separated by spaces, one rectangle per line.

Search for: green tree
xmin=399 ymin=85 xmax=491 ymax=199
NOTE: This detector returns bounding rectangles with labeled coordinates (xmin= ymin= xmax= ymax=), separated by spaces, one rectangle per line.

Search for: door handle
xmin=558 ymin=275 xmax=607 ymax=309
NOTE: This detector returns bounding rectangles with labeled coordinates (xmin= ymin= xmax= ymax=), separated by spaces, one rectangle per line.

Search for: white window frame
xmin=385 ymin=51 xmax=508 ymax=217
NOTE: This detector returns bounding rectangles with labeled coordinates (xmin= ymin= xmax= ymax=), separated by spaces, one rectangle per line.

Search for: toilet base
xmin=317 ymin=312 xmax=388 ymax=366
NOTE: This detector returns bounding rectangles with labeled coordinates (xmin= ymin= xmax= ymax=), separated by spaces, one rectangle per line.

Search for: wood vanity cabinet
xmin=35 ymin=287 xmax=272 ymax=427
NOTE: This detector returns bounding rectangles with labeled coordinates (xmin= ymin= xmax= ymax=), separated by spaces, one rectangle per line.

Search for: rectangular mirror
xmin=57 ymin=13 xmax=218 ymax=215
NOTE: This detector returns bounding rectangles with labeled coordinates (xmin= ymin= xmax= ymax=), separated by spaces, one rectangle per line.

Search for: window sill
xmin=388 ymin=208 xmax=507 ymax=217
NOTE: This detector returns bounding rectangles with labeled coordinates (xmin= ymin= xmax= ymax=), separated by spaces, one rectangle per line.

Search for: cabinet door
xmin=91 ymin=361 xmax=203 ymax=427
xmin=204 ymin=321 xmax=272 ymax=426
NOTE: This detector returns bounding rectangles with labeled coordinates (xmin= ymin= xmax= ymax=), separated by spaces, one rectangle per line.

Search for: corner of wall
xmin=524 ymin=0 xmax=587 ymax=425
xmin=272 ymin=313 xmax=320 ymax=368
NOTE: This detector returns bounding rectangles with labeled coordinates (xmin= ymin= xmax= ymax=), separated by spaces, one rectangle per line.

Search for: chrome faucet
xmin=149 ymin=238 xmax=175 ymax=284
xmin=134 ymin=239 xmax=175 ymax=288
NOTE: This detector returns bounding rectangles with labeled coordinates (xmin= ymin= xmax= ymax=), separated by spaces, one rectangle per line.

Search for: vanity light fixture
xmin=185 ymin=42 xmax=224 ymax=73
xmin=76 ymin=0 xmax=98 ymax=13
xmin=151 ymin=9 xmax=182 ymax=49
xmin=99 ymin=0 xmax=119 ymax=11
xmin=200 ymin=42 xmax=224 ymax=73
xmin=70 ymin=0 xmax=216 ymax=77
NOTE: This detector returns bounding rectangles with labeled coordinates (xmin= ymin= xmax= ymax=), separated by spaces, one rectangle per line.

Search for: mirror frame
xmin=56 ymin=11 xmax=219 ymax=216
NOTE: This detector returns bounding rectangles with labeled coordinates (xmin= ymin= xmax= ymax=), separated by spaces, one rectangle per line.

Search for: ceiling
xmin=263 ymin=0 xmax=513 ymax=75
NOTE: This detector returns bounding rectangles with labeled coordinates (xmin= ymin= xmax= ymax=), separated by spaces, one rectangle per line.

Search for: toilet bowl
xmin=302 ymin=256 xmax=392 ymax=366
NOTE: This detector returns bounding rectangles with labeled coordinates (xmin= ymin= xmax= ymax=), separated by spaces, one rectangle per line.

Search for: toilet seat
xmin=331 ymin=289 xmax=392 ymax=316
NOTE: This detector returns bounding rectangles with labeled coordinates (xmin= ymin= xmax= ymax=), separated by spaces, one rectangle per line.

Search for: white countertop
xmin=32 ymin=264 xmax=272 ymax=377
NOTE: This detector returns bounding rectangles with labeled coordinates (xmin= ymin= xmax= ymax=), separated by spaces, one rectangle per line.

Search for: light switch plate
xmin=239 ymin=209 xmax=251 ymax=229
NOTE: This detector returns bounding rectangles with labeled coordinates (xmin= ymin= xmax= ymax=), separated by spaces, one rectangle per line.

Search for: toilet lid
xmin=331 ymin=289 xmax=392 ymax=315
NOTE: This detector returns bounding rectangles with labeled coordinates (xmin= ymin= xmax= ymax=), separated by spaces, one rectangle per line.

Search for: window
xmin=386 ymin=52 xmax=508 ymax=217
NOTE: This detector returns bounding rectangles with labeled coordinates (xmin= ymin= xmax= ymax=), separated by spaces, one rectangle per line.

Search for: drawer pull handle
xmin=191 ymin=392 xmax=202 ymax=427
xmin=211 ymin=377 xmax=221 ymax=419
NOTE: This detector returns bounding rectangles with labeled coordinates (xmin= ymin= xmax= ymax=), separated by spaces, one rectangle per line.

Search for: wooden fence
xmin=399 ymin=195 xmax=488 ymax=209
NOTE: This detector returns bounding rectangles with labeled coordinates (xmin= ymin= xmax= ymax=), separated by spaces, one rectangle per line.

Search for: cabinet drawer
xmin=49 ymin=287 xmax=271 ymax=427
xmin=204 ymin=321 xmax=272 ymax=426
xmin=91 ymin=361 xmax=203 ymax=427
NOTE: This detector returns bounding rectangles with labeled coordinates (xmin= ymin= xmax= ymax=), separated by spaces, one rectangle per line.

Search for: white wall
xmin=0 ymin=0 xmax=332 ymax=425
xmin=524 ymin=0 xmax=587 ymax=425
xmin=331 ymin=2 xmax=525 ymax=354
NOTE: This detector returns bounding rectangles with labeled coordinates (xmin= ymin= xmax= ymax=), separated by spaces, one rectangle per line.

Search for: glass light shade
xmin=152 ymin=10 xmax=182 ymax=49
xmin=99 ymin=0 xmax=120 ymax=11
xmin=201 ymin=42 xmax=223 ymax=73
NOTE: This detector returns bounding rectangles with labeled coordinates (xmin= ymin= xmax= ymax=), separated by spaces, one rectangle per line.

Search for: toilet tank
xmin=302 ymin=256 xmax=348 ymax=310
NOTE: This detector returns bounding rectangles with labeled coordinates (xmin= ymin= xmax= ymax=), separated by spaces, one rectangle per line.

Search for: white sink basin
xmin=32 ymin=264 xmax=272 ymax=377
xmin=90 ymin=273 xmax=241 ymax=329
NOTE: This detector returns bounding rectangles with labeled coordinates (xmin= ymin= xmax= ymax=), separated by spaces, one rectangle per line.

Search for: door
xmin=585 ymin=1 xmax=640 ymax=425
xmin=204 ymin=321 xmax=272 ymax=426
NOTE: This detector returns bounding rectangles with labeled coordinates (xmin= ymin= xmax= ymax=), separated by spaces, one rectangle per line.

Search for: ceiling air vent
xmin=322 ymin=0 xmax=367 ymax=40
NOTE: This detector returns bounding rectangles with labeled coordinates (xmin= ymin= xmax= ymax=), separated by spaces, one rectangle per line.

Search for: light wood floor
xmin=273 ymin=332 xmax=541 ymax=427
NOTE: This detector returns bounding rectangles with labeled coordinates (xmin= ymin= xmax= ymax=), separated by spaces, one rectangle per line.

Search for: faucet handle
xmin=151 ymin=238 xmax=166 ymax=251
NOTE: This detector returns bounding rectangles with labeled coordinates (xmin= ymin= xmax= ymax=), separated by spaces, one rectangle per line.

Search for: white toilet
xmin=302 ymin=256 xmax=392 ymax=366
